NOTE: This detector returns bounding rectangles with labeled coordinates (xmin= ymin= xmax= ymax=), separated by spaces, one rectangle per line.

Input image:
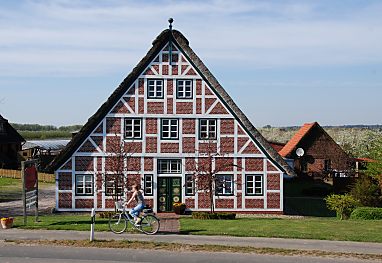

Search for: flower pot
xmin=173 ymin=204 xmax=186 ymax=215
xmin=1 ymin=218 xmax=14 ymax=229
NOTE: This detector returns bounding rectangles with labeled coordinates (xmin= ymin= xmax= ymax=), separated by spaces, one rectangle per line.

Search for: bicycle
xmin=108 ymin=200 xmax=160 ymax=235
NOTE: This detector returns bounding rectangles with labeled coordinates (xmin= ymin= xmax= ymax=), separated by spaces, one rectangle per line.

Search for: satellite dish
xmin=296 ymin=148 xmax=304 ymax=157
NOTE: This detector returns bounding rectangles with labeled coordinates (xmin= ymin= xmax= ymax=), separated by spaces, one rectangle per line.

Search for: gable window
xmin=185 ymin=174 xmax=195 ymax=196
xmin=125 ymin=118 xmax=142 ymax=139
xmin=75 ymin=174 xmax=93 ymax=196
xmin=245 ymin=174 xmax=263 ymax=196
xmin=301 ymin=161 xmax=308 ymax=173
xmin=161 ymin=119 xmax=178 ymax=139
xmin=147 ymin=79 xmax=164 ymax=98
xmin=144 ymin=174 xmax=153 ymax=196
xmin=158 ymin=159 xmax=181 ymax=174
xmin=324 ymin=159 xmax=331 ymax=171
xmin=176 ymin=79 xmax=193 ymax=99
xmin=199 ymin=119 xmax=217 ymax=140
xmin=105 ymin=175 xmax=124 ymax=196
xmin=215 ymin=174 xmax=233 ymax=196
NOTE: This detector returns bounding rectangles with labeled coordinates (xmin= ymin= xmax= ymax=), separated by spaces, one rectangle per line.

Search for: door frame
xmin=157 ymin=176 xmax=182 ymax=212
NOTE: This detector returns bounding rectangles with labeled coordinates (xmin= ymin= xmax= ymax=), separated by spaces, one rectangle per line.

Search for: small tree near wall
xmin=97 ymin=135 xmax=140 ymax=208
xmin=191 ymin=140 xmax=239 ymax=213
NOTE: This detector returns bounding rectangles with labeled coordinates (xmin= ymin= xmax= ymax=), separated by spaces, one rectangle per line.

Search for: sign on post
xmin=21 ymin=160 xmax=39 ymax=225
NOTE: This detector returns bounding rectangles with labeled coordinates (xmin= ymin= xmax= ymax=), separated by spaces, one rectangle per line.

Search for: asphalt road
xmin=0 ymin=243 xmax=377 ymax=263
xmin=2 ymin=228 xmax=382 ymax=255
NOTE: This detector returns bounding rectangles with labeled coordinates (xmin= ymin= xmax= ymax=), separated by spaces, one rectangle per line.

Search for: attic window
xmin=0 ymin=123 xmax=4 ymax=133
xmin=199 ymin=119 xmax=217 ymax=140
xmin=161 ymin=119 xmax=178 ymax=139
xmin=147 ymin=79 xmax=164 ymax=99
xmin=124 ymin=118 xmax=142 ymax=139
xmin=176 ymin=79 xmax=193 ymax=99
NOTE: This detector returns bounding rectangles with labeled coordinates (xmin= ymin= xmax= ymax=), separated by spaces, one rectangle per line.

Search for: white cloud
xmin=0 ymin=0 xmax=381 ymax=76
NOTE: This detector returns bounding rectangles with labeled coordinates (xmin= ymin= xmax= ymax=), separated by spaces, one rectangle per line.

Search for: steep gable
xmin=50 ymin=29 xmax=294 ymax=176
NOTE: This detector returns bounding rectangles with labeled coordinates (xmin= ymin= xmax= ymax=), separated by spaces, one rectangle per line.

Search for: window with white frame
xmin=105 ymin=175 xmax=124 ymax=196
xmin=144 ymin=174 xmax=153 ymax=196
xmin=161 ymin=119 xmax=178 ymax=139
xmin=158 ymin=159 xmax=182 ymax=174
xmin=176 ymin=79 xmax=193 ymax=99
xmin=215 ymin=174 xmax=233 ymax=196
xmin=185 ymin=174 xmax=195 ymax=196
xmin=75 ymin=174 xmax=93 ymax=196
xmin=147 ymin=79 xmax=164 ymax=98
xmin=245 ymin=174 xmax=263 ymax=196
xmin=125 ymin=118 xmax=142 ymax=139
xmin=199 ymin=119 xmax=217 ymax=140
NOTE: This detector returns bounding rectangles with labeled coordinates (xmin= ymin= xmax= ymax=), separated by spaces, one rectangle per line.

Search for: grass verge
xmin=14 ymin=214 xmax=382 ymax=243
xmin=14 ymin=215 xmax=140 ymax=233
xmin=8 ymin=239 xmax=382 ymax=261
xmin=0 ymin=177 xmax=53 ymax=203
xmin=180 ymin=217 xmax=382 ymax=243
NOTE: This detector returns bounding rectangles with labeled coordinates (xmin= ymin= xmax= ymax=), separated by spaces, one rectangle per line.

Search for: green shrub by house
xmin=350 ymin=174 xmax=382 ymax=207
xmin=350 ymin=207 xmax=382 ymax=220
xmin=192 ymin=212 xmax=236 ymax=220
xmin=325 ymin=194 xmax=357 ymax=220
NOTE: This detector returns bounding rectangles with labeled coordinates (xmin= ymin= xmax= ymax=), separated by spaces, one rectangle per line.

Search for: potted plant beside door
xmin=1 ymin=217 xmax=14 ymax=229
xmin=173 ymin=202 xmax=186 ymax=215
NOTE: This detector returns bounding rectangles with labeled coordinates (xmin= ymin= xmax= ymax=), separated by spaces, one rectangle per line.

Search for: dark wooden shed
xmin=0 ymin=114 xmax=25 ymax=169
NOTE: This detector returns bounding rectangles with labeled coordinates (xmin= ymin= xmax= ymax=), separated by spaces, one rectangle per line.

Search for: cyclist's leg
xmin=132 ymin=204 xmax=144 ymax=224
xmin=130 ymin=204 xmax=142 ymax=220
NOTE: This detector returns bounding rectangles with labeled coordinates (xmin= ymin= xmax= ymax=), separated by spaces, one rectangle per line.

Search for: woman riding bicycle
xmin=125 ymin=183 xmax=145 ymax=225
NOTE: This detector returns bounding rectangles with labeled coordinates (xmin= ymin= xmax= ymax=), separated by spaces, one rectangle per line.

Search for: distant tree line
xmin=11 ymin=123 xmax=83 ymax=140
xmin=11 ymin=123 xmax=82 ymax=132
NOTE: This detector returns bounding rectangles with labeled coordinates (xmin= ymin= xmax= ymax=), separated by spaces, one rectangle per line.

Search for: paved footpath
xmin=1 ymin=228 xmax=381 ymax=255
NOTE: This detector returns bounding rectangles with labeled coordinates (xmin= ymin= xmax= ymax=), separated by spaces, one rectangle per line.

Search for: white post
xmin=90 ymin=208 xmax=95 ymax=242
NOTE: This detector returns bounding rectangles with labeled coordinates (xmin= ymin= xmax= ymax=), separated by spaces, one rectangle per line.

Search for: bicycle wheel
xmin=109 ymin=214 xmax=127 ymax=234
xmin=139 ymin=215 xmax=160 ymax=235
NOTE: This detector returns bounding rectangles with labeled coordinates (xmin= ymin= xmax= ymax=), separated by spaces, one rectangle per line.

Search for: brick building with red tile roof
xmin=278 ymin=122 xmax=353 ymax=179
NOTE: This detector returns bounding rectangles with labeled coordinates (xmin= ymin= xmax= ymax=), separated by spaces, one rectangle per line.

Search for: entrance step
xmin=157 ymin=213 xmax=180 ymax=233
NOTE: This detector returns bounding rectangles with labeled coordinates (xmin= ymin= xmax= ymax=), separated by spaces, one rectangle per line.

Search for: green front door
xmin=157 ymin=177 xmax=182 ymax=212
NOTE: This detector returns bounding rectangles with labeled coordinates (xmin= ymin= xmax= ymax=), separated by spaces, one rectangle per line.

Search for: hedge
xmin=192 ymin=212 xmax=236 ymax=220
xmin=350 ymin=207 xmax=382 ymax=220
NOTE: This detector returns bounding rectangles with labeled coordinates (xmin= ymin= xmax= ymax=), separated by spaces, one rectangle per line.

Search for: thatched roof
xmin=49 ymin=29 xmax=295 ymax=176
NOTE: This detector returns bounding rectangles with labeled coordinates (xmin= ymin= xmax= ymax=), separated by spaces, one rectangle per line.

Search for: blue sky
xmin=0 ymin=0 xmax=381 ymax=127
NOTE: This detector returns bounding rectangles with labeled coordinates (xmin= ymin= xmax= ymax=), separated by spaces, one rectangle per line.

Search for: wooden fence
xmin=0 ymin=169 xmax=55 ymax=183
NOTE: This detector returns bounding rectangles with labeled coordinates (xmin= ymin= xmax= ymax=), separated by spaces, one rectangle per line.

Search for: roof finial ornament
xmin=168 ymin=18 xmax=174 ymax=31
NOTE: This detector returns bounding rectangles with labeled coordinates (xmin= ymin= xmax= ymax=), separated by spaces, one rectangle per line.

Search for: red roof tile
xmin=279 ymin=122 xmax=317 ymax=157
xmin=268 ymin=141 xmax=286 ymax=152
xmin=353 ymin=157 xmax=376 ymax=163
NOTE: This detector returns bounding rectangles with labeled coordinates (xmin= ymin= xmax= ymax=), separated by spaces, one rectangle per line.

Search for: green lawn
xmin=13 ymin=214 xmax=382 ymax=243
xmin=14 ymin=215 xmax=139 ymax=233
xmin=0 ymin=177 xmax=53 ymax=203
xmin=0 ymin=177 xmax=23 ymax=202
xmin=14 ymin=215 xmax=109 ymax=231
xmin=180 ymin=217 xmax=382 ymax=243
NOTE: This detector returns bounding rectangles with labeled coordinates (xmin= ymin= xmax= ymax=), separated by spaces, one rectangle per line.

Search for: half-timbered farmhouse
xmin=50 ymin=25 xmax=295 ymax=213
